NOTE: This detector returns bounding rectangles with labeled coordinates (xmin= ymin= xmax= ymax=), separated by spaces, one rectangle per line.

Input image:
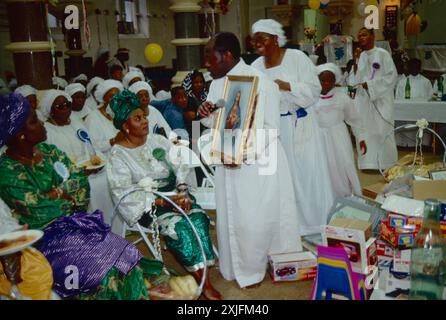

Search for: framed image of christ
xmin=210 ymin=75 xmax=259 ymax=166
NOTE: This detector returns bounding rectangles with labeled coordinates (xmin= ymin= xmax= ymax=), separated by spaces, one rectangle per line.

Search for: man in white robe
xmin=197 ymin=32 xmax=302 ymax=288
xmin=349 ymin=28 xmax=398 ymax=170
xmin=395 ymin=58 xmax=434 ymax=147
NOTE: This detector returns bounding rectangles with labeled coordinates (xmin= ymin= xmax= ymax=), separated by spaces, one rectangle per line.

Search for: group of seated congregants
xmin=0 ymin=62 xmax=221 ymax=300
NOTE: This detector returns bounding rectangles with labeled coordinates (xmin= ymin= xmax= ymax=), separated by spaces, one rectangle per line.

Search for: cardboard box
xmin=362 ymin=182 xmax=386 ymax=200
xmin=380 ymin=220 xmax=418 ymax=248
xmin=324 ymin=219 xmax=377 ymax=274
xmin=268 ymin=252 xmax=317 ymax=283
xmin=393 ymin=249 xmax=412 ymax=274
xmin=413 ymin=181 xmax=446 ymax=202
xmin=328 ymin=218 xmax=373 ymax=241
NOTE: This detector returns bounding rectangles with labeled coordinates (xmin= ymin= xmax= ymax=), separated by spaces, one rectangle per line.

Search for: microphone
xmin=209 ymin=99 xmax=226 ymax=113
xmin=197 ymin=99 xmax=226 ymax=119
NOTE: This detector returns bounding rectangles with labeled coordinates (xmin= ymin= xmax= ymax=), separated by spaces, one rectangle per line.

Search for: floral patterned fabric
xmin=0 ymin=143 xmax=90 ymax=229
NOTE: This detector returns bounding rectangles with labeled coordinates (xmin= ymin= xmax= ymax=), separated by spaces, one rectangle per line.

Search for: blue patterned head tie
xmin=0 ymin=92 xmax=31 ymax=147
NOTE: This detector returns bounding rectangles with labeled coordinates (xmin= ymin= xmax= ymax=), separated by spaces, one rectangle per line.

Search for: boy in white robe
xmin=315 ymin=63 xmax=366 ymax=198
xmin=349 ymin=28 xmax=398 ymax=171
xmin=198 ymin=32 xmax=301 ymax=289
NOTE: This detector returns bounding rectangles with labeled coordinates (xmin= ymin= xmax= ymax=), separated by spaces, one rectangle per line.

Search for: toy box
xmin=380 ymin=220 xmax=418 ymax=248
xmin=324 ymin=218 xmax=377 ymax=274
xmin=268 ymin=251 xmax=317 ymax=283
xmin=376 ymin=238 xmax=395 ymax=271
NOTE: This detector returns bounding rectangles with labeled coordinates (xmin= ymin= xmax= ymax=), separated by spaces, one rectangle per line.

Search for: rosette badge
xmin=371 ymin=62 xmax=380 ymax=80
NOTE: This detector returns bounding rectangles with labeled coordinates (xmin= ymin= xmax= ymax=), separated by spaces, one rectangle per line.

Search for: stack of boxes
xmin=376 ymin=197 xmax=446 ymax=296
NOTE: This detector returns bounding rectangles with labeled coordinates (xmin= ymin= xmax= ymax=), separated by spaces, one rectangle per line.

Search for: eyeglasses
xmin=53 ymin=101 xmax=71 ymax=110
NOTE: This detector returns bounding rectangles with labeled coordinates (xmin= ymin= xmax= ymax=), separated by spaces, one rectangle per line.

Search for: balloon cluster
xmin=308 ymin=0 xmax=330 ymax=11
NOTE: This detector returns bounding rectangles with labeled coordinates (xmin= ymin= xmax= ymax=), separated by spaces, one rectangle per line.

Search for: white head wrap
xmin=86 ymin=77 xmax=104 ymax=96
xmin=122 ymin=71 xmax=143 ymax=88
xmin=316 ymin=63 xmax=342 ymax=84
xmin=155 ymin=90 xmax=171 ymax=101
xmin=129 ymin=67 xmax=145 ymax=79
xmin=71 ymin=74 xmax=88 ymax=83
xmin=14 ymin=85 xmax=37 ymax=98
xmin=94 ymin=79 xmax=124 ymax=104
xmin=52 ymin=76 xmax=68 ymax=89
xmin=251 ymin=19 xmax=287 ymax=48
xmin=40 ymin=89 xmax=72 ymax=121
xmin=65 ymin=83 xmax=86 ymax=97
xmin=128 ymin=81 xmax=155 ymax=100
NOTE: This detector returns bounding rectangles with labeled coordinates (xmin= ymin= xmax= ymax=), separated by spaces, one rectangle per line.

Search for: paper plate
xmin=0 ymin=230 xmax=44 ymax=256
xmin=76 ymin=157 xmax=107 ymax=170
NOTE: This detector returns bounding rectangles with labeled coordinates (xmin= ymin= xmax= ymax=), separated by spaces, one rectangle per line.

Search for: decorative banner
xmin=324 ymin=35 xmax=353 ymax=68
xmin=144 ymin=43 xmax=163 ymax=64
xmin=309 ymin=0 xmax=321 ymax=10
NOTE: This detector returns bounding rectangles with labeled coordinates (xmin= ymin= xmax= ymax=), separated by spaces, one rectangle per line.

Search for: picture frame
xmin=429 ymin=168 xmax=446 ymax=181
xmin=210 ymin=75 xmax=259 ymax=166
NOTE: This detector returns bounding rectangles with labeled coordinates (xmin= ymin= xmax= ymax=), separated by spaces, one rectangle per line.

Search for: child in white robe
xmin=315 ymin=64 xmax=366 ymax=197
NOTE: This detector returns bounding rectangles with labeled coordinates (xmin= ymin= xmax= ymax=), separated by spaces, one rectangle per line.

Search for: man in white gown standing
xmin=349 ymin=27 xmax=398 ymax=170
xmin=198 ymin=32 xmax=302 ymax=289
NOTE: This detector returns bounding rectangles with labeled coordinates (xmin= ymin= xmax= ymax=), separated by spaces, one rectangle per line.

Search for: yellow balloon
xmin=308 ymin=0 xmax=321 ymax=10
xmin=366 ymin=0 xmax=379 ymax=6
xmin=144 ymin=43 xmax=163 ymax=64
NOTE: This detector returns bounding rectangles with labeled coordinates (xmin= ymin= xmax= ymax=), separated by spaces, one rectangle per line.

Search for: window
xmin=116 ymin=0 xmax=149 ymax=38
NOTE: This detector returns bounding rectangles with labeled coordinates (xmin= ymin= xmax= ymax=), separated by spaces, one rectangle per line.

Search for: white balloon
xmin=358 ymin=2 xmax=367 ymax=17
xmin=320 ymin=0 xmax=330 ymax=4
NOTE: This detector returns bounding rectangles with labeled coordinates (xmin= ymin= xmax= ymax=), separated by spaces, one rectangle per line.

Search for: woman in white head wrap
xmin=84 ymin=80 xmax=123 ymax=154
xmin=14 ymin=84 xmax=46 ymax=122
xmin=43 ymin=89 xmax=115 ymax=225
xmin=314 ymin=63 xmax=366 ymax=198
xmin=251 ymin=19 xmax=335 ymax=235
xmin=84 ymin=77 xmax=104 ymax=111
xmin=71 ymin=74 xmax=88 ymax=86
xmin=65 ymin=83 xmax=91 ymax=120
xmin=122 ymin=71 xmax=143 ymax=89
xmin=40 ymin=89 xmax=72 ymax=122
xmin=129 ymin=81 xmax=172 ymax=137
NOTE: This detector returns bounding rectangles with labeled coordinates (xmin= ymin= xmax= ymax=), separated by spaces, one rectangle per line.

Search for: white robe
xmin=350 ymin=47 xmax=398 ymax=170
xmin=394 ymin=74 xmax=434 ymax=147
xmin=314 ymin=88 xmax=364 ymax=198
xmin=203 ymin=59 xmax=301 ymax=288
xmin=395 ymin=74 xmax=433 ymax=101
xmin=106 ymin=134 xmax=190 ymax=233
xmin=84 ymin=108 xmax=119 ymax=155
xmin=252 ymin=49 xmax=335 ymax=235
xmin=44 ymin=115 xmax=115 ymax=224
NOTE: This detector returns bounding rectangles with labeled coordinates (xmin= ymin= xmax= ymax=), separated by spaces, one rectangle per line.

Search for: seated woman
xmin=40 ymin=89 xmax=114 ymax=225
xmin=0 ymin=93 xmax=194 ymax=300
xmin=84 ymin=80 xmax=124 ymax=155
xmin=106 ymin=90 xmax=222 ymax=300
xmin=0 ymin=198 xmax=54 ymax=300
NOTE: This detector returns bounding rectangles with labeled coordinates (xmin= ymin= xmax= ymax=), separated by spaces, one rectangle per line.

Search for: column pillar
xmin=170 ymin=0 xmax=208 ymax=86
xmin=5 ymin=0 xmax=53 ymax=89
xmin=64 ymin=9 xmax=87 ymax=80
